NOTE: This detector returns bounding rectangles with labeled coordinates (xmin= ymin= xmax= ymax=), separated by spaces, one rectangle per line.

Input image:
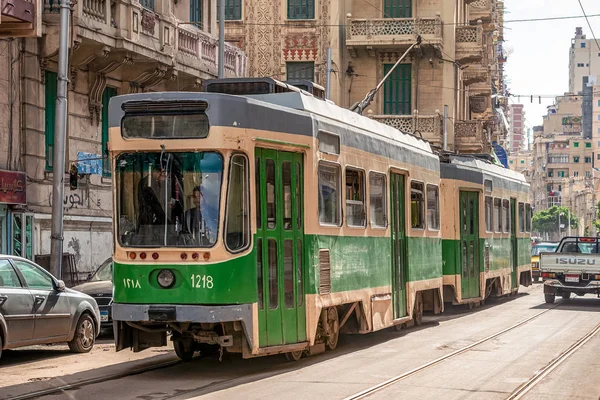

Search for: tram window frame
xmin=525 ymin=203 xmax=532 ymax=232
xmin=318 ymin=161 xmax=342 ymax=227
xmin=485 ymin=196 xmax=493 ymax=233
xmin=502 ymin=199 xmax=510 ymax=233
xmin=493 ymin=198 xmax=502 ymax=233
xmin=345 ymin=167 xmax=366 ymax=228
xmin=518 ymin=202 xmax=525 ymax=233
xmin=410 ymin=181 xmax=425 ymax=230
xmin=369 ymin=171 xmax=388 ymax=229
xmin=426 ymin=184 xmax=440 ymax=231
xmin=224 ymin=153 xmax=251 ymax=254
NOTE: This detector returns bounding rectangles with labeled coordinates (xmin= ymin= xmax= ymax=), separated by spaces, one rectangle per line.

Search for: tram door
xmin=510 ymin=199 xmax=518 ymax=289
xmin=255 ymin=148 xmax=306 ymax=347
xmin=459 ymin=192 xmax=480 ymax=299
xmin=390 ymin=173 xmax=407 ymax=319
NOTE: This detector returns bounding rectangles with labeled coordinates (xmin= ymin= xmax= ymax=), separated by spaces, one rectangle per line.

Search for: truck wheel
xmin=0 ymin=333 xmax=3 ymax=361
xmin=544 ymin=294 xmax=555 ymax=304
xmin=561 ymin=292 xmax=571 ymax=300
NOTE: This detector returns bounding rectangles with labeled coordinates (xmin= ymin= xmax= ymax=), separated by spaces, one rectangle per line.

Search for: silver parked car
xmin=0 ymin=256 xmax=101 ymax=360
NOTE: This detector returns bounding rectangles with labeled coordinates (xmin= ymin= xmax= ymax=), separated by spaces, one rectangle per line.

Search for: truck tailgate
xmin=539 ymin=253 xmax=600 ymax=274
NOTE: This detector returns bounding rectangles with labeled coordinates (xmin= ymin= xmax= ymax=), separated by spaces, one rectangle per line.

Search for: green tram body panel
xmin=442 ymin=237 xmax=531 ymax=277
xmin=114 ymin=234 xmax=442 ymax=304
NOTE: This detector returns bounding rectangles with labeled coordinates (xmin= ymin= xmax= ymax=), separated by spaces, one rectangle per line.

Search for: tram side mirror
xmin=70 ymin=164 xmax=78 ymax=190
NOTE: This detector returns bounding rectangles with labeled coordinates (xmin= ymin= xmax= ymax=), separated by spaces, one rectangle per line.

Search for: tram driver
xmin=183 ymin=186 xmax=210 ymax=246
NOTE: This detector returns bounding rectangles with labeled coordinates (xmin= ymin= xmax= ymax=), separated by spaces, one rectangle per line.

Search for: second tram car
xmin=109 ymin=79 xmax=531 ymax=361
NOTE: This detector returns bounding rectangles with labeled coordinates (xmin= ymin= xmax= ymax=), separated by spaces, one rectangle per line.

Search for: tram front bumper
xmin=112 ymin=303 xmax=255 ymax=349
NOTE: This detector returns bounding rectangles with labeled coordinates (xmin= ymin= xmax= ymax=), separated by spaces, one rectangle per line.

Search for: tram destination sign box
xmin=0 ymin=170 xmax=26 ymax=205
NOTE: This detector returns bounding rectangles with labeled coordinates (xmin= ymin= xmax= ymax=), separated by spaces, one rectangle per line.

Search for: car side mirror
xmin=56 ymin=280 xmax=66 ymax=291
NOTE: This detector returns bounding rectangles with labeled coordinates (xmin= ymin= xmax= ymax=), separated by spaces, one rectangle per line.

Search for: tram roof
xmin=441 ymin=154 xmax=529 ymax=192
xmin=108 ymin=91 xmax=438 ymax=170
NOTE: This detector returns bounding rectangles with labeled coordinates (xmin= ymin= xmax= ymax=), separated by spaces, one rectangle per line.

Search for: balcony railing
xmin=469 ymin=0 xmax=493 ymax=23
xmin=42 ymin=0 xmax=247 ymax=78
xmin=371 ymin=113 xmax=443 ymax=145
xmin=455 ymin=120 xmax=486 ymax=153
xmin=455 ymin=24 xmax=484 ymax=64
xmin=346 ymin=15 xmax=443 ymax=51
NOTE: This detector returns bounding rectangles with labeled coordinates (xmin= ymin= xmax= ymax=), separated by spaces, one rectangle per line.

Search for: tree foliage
xmin=532 ymin=206 xmax=578 ymax=234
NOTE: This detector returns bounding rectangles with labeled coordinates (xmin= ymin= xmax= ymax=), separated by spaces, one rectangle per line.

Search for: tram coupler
xmin=191 ymin=331 xmax=234 ymax=347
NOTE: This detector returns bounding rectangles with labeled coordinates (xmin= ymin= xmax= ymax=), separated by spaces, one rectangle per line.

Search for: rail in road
xmin=342 ymin=299 xmax=587 ymax=400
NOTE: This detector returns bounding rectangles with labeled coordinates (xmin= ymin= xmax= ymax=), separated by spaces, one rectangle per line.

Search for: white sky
xmin=503 ymin=0 xmax=600 ymax=143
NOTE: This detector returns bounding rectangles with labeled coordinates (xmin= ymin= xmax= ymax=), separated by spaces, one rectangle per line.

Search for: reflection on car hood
xmin=71 ymin=280 xmax=113 ymax=296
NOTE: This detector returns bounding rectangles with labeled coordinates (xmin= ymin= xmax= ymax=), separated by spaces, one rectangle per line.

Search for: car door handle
xmin=0 ymin=295 xmax=7 ymax=305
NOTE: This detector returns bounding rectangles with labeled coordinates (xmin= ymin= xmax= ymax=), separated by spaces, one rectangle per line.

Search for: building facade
xmin=569 ymin=27 xmax=600 ymax=94
xmin=508 ymin=103 xmax=524 ymax=153
xmin=0 ymin=0 xmax=247 ymax=278
xmin=224 ymin=0 xmax=508 ymax=154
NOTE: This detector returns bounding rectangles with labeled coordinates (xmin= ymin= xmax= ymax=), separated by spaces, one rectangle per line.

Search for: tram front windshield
xmin=116 ymin=151 xmax=223 ymax=248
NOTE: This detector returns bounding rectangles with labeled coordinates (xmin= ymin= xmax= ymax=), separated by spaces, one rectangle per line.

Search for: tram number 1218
xmin=191 ymin=274 xmax=214 ymax=289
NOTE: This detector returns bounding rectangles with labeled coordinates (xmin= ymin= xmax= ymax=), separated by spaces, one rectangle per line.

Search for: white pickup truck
xmin=539 ymin=236 xmax=600 ymax=304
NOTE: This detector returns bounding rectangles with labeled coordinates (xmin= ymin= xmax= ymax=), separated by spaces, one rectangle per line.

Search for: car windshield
xmin=90 ymin=259 xmax=113 ymax=282
xmin=531 ymin=245 xmax=557 ymax=256
xmin=116 ymin=151 xmax=223 ymax=248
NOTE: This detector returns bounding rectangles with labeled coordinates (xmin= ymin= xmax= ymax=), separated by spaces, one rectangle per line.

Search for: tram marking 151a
xmin=108 ymin=78 xmax=532 ymax=361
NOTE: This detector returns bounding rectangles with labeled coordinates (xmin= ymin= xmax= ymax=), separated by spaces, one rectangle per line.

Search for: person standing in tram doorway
xmin=184 ymin=185 xmax=208 ymax=246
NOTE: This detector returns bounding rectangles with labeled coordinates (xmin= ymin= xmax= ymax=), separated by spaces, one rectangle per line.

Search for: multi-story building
xmin=508 ymin=104 xmax=524 ymax=153
xmin=0 ymin=0 xmax=247 ymax=277
xmin=508 ymin=151 xmax=532 ymax=183
xmin=225 ymin=0 xmax=507 ymax=153
xmin=530 ymin=94 xmax=584 ymax=211
xmin=569 ymin=27 xmax=600 ymax=93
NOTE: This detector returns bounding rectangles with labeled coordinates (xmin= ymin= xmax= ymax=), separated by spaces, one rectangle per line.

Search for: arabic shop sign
xmin=0 ymin=170 xmax=26 ymax=205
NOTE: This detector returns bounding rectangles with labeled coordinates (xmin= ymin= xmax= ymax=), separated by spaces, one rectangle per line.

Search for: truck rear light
xmin=541 ymin=272 xmax=555 ymax=279
xmin=596 ymin=275 xmax=600 ymax=280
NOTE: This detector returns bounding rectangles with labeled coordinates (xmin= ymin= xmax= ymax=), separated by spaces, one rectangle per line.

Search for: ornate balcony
xmin=42 ymin=0 xmax=247 ymax=91
xmin=455 ymin=24 xmax=483 ymax=64
xmin=469 ymin=0 xmax=493 ymax=24
xmin=462 ymin=63 xmax=489 ymax=86
xmin=455 ymin=120 xmax=487 ymax=153
xmin=0 ymin=0 xmax=41 ymax=37
xmin=346 ymin=14 xmax=443 ymax=57
xmin=371 ymin=113 xmax=444 ymax=147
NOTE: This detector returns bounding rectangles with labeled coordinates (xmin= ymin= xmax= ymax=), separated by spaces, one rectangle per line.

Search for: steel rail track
xmin=506 ymin=321 xmax=600 ymax=400
xmin=5 ymin=358 xmax=181 ymax=400
xmin=343 ymin=302 xmax=563 ymax=400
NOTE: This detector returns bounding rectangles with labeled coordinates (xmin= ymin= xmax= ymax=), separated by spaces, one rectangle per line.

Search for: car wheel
xmin=0 ymin=333 xmax=3 ymax=360
xmin=68 ymin=313 xmax=96 ymax=353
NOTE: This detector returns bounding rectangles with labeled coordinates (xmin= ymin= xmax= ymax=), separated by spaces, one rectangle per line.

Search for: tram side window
xmin=369 ymin=172 xmax=387 ymax=228
xmin=525 ymin=203 xmax=532 ymax=232
xmin=426 ymin=184 xmax=440 ymax=230
xmin=346 ymin=168 xmax=366 ymax=227
xmin=225 ymin=154 xmax=250 ymax=252
xmin=502 ymin=199 xmax=510 ymax=233
xmin=485 ymin=196 xmax=493 ymax=232
xmin=318 ymin=163 xmax=341 ymax=226
xmin=410 ymin=182 xmax=425 ymax=229
xmin=518 ymin=203 xmax=525 ymax=233
xmin=494 ymin=198 xmax=502 ymax=232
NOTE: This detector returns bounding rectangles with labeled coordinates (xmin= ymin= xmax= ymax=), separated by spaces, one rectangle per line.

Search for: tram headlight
xmin=157 ymin=269 xmax=175 ymax=288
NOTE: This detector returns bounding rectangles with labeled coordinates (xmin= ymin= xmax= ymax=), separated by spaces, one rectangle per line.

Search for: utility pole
xmin=325 ymin=48 xmax=332 ymax=100
xmin=218 ymin=0 xmax=225 ymax=79
xmin=49 ymin=0 xmax=71 ymax=279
